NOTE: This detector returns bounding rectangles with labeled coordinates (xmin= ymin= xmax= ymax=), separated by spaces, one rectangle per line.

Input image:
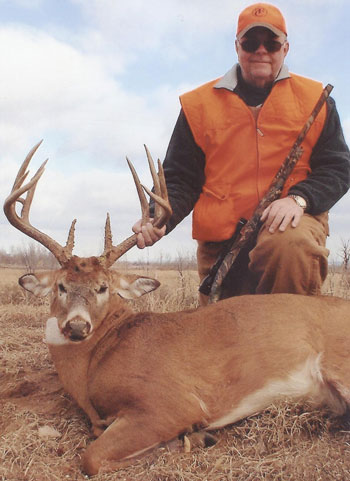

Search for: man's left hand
xmin=261 ymin=197 xmax=304 ymax=233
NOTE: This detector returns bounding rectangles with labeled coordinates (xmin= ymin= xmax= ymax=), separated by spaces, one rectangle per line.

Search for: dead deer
xmin=4 ymin=142 xmax=350 ymax=476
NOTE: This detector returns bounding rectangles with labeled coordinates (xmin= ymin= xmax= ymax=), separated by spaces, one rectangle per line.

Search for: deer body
xmin=5 ymin=143 xmax=350 ymax=475
xmin=27 ymin=258 xmax=350 ymax=475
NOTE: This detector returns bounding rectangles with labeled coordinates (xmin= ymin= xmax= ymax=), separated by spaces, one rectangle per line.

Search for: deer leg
xmin=82 ymin=413 xmax=169 ymax=476
xmin=91 ymin=416 xmax=117 ymax=438
xmin=318 ymin=359 xmax=350 ymax=416
xmin=182 ymin=431 xmax=218 ymax=453
xmin=322 ymin=376 xmax=350 ymax=415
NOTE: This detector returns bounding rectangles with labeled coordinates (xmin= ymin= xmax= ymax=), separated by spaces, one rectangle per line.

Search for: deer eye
xmin=58 ymin=283 xmax=67 ymax=294
xmin=96 ymin=285 xmax=108 ymax=294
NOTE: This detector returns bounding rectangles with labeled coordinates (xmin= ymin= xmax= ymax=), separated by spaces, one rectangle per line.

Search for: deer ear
xmin=114 ymin=276 xmax=160 ymax=300
xmin=19 ymin=272 xmax=55 ymax=297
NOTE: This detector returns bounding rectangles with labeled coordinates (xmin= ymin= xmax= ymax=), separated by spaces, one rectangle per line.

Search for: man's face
xmin=236 ymin=27 xmax=289 ymax=88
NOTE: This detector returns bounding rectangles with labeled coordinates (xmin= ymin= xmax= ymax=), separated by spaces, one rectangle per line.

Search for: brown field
xmin=1 ymin=265 xmax=350 ymax=481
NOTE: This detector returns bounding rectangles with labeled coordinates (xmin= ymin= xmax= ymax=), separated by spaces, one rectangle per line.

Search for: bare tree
xmin=0 ymin=243 xmax=59 ymax=270
xmin=339 ymin=238 xmax=350 ymax=270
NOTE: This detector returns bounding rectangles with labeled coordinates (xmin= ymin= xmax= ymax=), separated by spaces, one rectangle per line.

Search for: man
xmin=133 ymin=3 xmax=350 ymax=305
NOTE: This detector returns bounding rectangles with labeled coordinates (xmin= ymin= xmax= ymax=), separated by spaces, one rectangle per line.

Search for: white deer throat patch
xmin=45 ymin=317 xmax=70 ymax=345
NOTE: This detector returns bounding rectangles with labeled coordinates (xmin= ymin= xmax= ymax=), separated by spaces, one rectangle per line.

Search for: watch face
xmin=298 ymin=197 xmax=307 ymax=208
xmin=289 ymin=195 xmax=307 ymax=209
xmin=294 ymin=196 xmax=307 ymax=208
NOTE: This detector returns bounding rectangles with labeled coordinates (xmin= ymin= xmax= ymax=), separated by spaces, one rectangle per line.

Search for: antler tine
xmin=98 ymin=214 xmax=115 ymax=267
xmin=104 ymin=213 xmax=113 ymax=252
xmin=144 ymin=145 xmax=161 ymax=193
xmin=126 ymin=156 xmax=150 ymax=224
xmin=143 ymin=145 xmax=163 ymax=221
xmin=3 ymin=142 xmax=75 ymax=266
xmin=11 ymin=140 xmax=43 ymax=192
xmin=157 ymin=158 xmax=169 ymax=201
xmin=148 ymin=158 xmax=171 ymax=227
xmin=99 ymin=157 xmax=146 ymax=267
xmin=141 ymin=183 xmax=172 ymax=228
xmin=63 ymin=219 xmax=77 ymax=258
xmin=100 ymin=147 xmax=172 ymax=268
xmin=5 ymin=160 xmax=46 ymax=217
xmin=20 ymin=160 xmax=48 ymax=222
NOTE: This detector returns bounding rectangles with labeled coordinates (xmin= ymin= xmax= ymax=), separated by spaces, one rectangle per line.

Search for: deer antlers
xmin=99 ymin=145 xmax=172 ymax=268
xmin=3 ymin=142 xmax=172 ymax=268
xmin=3 ymin=141 xmax=77 ymax=266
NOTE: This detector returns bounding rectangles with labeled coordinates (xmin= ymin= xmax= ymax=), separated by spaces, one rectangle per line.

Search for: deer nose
xmin=63 ymin=318 xmax=91 ymax=341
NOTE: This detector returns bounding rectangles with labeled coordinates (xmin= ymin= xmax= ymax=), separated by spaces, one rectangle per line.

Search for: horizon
xmin=0 ymin=0 xmax=349 ymax=264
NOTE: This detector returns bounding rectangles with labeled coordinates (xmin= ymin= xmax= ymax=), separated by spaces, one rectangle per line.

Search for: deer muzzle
xmin=63 ymin=318 xmax=91 ymax=341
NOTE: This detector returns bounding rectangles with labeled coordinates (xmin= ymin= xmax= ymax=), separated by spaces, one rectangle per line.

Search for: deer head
xmin=3 ymin=142 xmax=172 ymax=341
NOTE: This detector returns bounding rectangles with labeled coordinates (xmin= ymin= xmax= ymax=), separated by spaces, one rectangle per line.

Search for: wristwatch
xmin=288 ymin=194 xmax=308 ymax=210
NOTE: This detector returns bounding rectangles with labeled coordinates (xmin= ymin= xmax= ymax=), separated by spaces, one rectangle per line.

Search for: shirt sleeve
xmin=288 ymin=97 xmax=350 ymax=214
xmin=159 ymin=109 xmax=206 ymax=233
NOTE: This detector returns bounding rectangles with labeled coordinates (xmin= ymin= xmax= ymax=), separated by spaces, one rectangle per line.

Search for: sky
xmin=0 ymin=0 xmax=349 ymax=265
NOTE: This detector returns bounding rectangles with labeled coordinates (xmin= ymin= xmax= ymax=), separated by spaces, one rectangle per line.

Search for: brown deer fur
xmin=19 ymin=256 xmax=350 ymax=475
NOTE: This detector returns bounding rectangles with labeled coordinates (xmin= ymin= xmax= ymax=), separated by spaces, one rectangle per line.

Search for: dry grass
xmin=322 ymin=266 xmax=350 ymax=299
xmin=1 ymin=267 xmax=350 ymax=481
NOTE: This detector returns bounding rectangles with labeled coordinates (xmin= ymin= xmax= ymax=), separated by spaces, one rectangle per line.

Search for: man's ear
xmin=111 ymin=273 xmax=160 ymax=300
xmin=19 ymin=272 xmax=56 ymax=297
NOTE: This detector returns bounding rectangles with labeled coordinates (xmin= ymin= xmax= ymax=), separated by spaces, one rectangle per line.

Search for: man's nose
xmin=255 ymin=42 xmax=268 ymax=53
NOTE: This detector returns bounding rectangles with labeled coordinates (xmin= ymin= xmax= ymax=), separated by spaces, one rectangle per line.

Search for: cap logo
xmin=252 ymin=7 xmax=268 ymax=17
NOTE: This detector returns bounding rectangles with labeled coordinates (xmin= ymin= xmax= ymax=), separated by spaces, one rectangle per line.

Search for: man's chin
xmin=249 ymin=72 xmax=274 ymax=88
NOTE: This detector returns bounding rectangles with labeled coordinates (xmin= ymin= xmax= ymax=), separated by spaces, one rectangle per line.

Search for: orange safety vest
xmin=180 ymin=73 xmax=327 ymax=242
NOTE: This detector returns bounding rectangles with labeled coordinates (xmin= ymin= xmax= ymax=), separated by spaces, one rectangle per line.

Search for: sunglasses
xmin=239 ymin=38 xmax=285 ymax=53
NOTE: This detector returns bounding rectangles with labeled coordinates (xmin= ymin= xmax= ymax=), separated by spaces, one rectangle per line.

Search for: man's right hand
xmin=132 ymin=219 xmax=166 ymax=249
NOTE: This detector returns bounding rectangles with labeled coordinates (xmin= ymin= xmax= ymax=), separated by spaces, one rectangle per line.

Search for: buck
xmin=4 ymin=142 xmax=350 ymax=476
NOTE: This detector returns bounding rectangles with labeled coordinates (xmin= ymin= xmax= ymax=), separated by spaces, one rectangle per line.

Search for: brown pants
xmin=197 ymin=213 xmax=329 ymax=306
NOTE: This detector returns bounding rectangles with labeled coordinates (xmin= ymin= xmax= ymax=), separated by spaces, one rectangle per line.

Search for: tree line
xmin=1 ymin=240 xmax=348 ymax=272
xmin=0 ymin=242 xmax=198 ymax=272
xmin=0 ymin=243 xmax=59 ymax=271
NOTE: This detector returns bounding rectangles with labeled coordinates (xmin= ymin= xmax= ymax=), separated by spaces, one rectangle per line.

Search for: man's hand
xmin=132 ymin=219 xmax=166 ymax=249
xmin=261 ymin=197 xmax=304 ymax=234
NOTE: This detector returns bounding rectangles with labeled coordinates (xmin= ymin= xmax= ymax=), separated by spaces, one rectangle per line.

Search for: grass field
xmin=1 ymin=266 xmax=350 ymax=481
